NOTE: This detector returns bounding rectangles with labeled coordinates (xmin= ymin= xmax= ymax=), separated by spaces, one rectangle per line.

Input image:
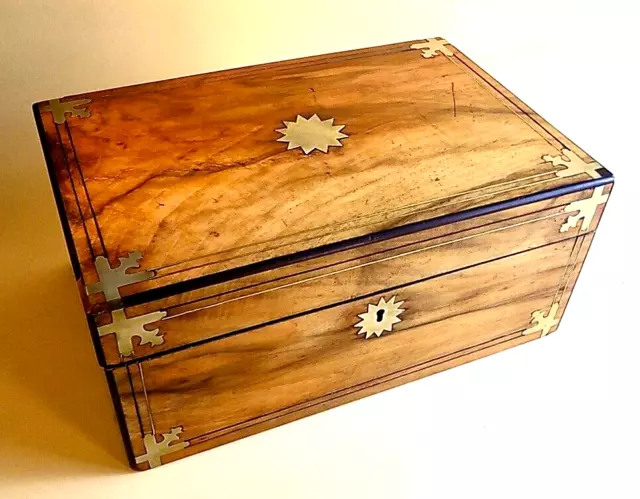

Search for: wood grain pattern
xmin=111 ymin=235 xmax=592 ymax=469
xmin=35 ymin=39 xmax=611 ymax=310
xmin=95 ymin=185 xmax=611 ymax=366
xmin=33 ymin=38 xmax=615 ymax=470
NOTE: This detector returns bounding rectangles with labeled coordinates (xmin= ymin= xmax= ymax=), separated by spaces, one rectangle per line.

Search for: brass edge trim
xmin=165 ymin=210 xmax=567 ymax=320
xmin=188 ymin=329 xmax=528 ymax=446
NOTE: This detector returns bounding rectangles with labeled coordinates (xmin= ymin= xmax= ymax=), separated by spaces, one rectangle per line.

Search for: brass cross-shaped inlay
xmin=41 ymin=98 xmax=91 ymax=124
xmin=135 ymin=427 xmax=190 ymax=469
xmin=410 ymin=38 xmax=453 ymax=58
xmin=542 ymin=148 xmax=602 ymax=179
xmin=97 ymin=308 xmax=167 ymax=357
xmin=523 ymin=303 xmax=560 ymax=337
xmin=560 ymin=186 xmax=609 ymax=233
xmin=86 ymin=251 xmax=155 ymax=303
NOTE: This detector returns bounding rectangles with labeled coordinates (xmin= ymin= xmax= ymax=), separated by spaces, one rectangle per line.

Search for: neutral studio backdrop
xmin=1 ymin=1 xmax=638 ymax=498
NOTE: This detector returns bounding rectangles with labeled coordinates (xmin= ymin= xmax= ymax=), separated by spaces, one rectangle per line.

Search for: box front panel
xmin=98 ymin=184 xmax=611 ymax=366
xmin=112 ymin=232 xmax=596 ymax=469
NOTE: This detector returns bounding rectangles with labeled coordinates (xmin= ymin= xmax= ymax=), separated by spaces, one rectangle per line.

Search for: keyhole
xmin=376 ymin=309 xmax=385 ymax=322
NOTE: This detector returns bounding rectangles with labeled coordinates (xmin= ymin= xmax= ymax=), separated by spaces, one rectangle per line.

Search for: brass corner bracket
xmin=42 ymin=98 xmax=91 ymax=124
xmin=542 ymin=148 xmax=602 ymax=179
xmin=97 ymin=308 xmax=167 ymax=357
xmin=410 ymin=38 xmax=453 ymax=59
xmin=523 ymin=303 xmax=560 ymax=337
xmin=135 ymin=427 xmax=190 ymax=469
xmin=560 ymin=186 xmax=609 ymax=233
xmin=86 ymin=251 xmax=155 ymax=305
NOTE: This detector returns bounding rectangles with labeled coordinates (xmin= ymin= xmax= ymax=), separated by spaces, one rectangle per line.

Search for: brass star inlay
xmin=276 ymin=114 xmax=348 ymax=154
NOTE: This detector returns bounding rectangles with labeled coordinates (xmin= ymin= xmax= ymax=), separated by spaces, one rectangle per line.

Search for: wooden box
xmin=34 ymin=38 xmax=614 ymax=470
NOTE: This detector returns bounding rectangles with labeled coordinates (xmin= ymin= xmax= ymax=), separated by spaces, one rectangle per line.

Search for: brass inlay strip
xmin=557 ymin=234 xmax=587 ymax=306
xmin=137 ymin=363 xmax=156 ymax=435
xmin=447 ymin=55 xmax=559 ymax=150
xmin=189 ymin=328 xmax=526 ymax=446
xmin=165 ymin=211 xmax=564 ymax=320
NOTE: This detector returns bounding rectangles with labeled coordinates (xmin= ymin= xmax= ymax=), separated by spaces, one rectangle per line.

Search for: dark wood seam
xmin=119 ymin=175 xmax=613 ymax=310
xmin=156 ymin=202 xmax=578 ymax=314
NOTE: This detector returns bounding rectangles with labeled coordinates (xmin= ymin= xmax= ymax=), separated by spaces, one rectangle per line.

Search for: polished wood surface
xmin=33 ymin=38 xmax=614 ymax=470
xmin=111 ymin=234 xmax=596 ymax=470
xmin=96 ymin=185 xmax=610 ymax=365
xmin=35 ymin=39 xmax=608 ymax=309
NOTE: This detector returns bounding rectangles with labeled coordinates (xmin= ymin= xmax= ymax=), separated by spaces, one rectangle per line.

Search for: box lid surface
xmin=35 ymin=38 xmax=609 ymax=315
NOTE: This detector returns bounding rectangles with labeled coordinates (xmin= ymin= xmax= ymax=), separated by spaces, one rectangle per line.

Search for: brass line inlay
xmin=188 ymin=328 xmax=526 ymax=446
xmin=137 ymin=363 xmax=156 ymax=435
xmin=165 ymin=210 xmax=565 ymax=320
xmin=551 ymin=236 xmax=582 ymax=305
xmin=556 ymin=234 xmax=588 ymax=306
xmin=447 ymin=55 xmax=559 ymax=151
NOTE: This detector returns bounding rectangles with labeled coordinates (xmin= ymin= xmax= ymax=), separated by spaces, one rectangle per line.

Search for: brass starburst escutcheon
xmin=355 ymin=296 xmax=405 ymax=339
xmin=276 ymin=114 xmax=348 ymax=154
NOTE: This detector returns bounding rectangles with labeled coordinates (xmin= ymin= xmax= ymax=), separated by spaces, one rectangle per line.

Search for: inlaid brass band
xmin=165 ymin=210 xmax=565 ymax=320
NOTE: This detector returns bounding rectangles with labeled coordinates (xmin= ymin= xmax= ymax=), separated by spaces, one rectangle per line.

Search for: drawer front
xmin=98 ymin=185 xmax=611 ymax=365
xmin=112 ymin=233 xmax=595 ymax=469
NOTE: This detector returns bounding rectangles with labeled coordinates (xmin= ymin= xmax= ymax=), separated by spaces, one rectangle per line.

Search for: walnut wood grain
xmin=111 ymin=235 xmax=591 ymax=469
xmin=35 ymin=39 xmax=611 ymax=311
xmin=95 ymin=184 xmax=611 ymax=365
xmin=33 ymin=38 xmax=615 ymax=470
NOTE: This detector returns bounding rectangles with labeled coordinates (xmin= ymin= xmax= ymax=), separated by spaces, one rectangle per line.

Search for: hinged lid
xmin=35 ymin=37 xmax=610 ymax=320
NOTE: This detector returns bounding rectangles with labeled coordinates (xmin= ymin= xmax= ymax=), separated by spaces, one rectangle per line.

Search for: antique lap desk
xmin=33 ymin=38 xmax=613 ymax=470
